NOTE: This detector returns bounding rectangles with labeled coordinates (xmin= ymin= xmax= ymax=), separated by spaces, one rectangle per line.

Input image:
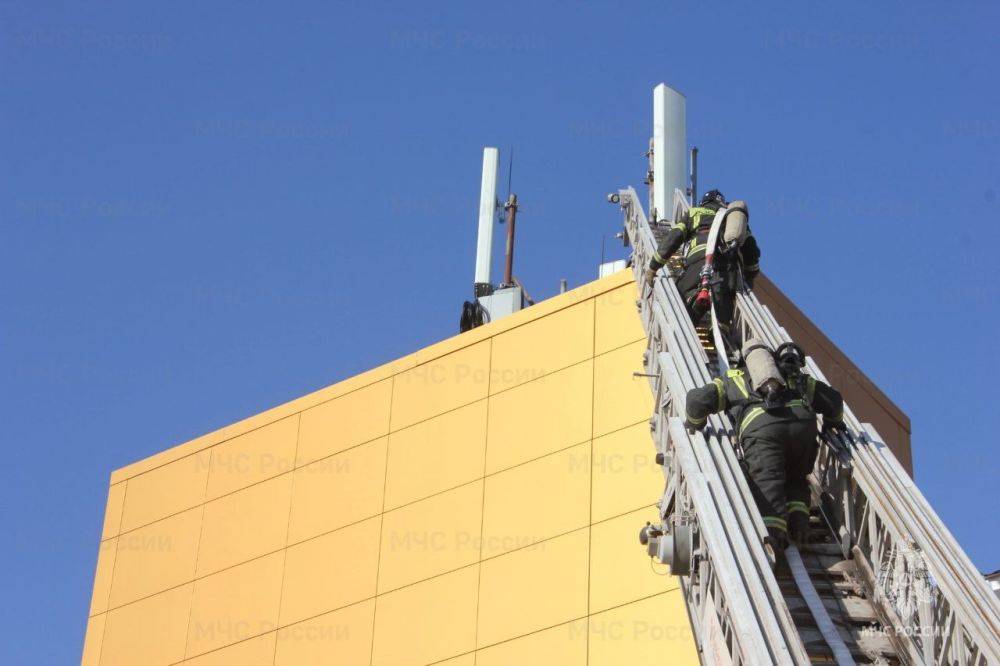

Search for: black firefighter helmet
xmin=700 ymin=189 xmax=727 ymax=208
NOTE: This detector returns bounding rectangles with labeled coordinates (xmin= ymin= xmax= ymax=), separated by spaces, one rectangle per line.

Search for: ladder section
xmin=734 ymin=289 xmax=1000 ymax=666
xmin=617 ymin=186 xmax=1000 ymax=665
xmin=620 ymin=186 xmax=809 ymax=665
xmin=777 ymin=521 xmax=900 ymax=663
xmin=626 ymin=187 xmax=893 ymax=665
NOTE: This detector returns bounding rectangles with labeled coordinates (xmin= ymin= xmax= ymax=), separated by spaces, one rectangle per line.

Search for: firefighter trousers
xmin=740 ymin=425 xmax=818 ymax=534
xmin=676 ymin=263 xmax=735 ymax=335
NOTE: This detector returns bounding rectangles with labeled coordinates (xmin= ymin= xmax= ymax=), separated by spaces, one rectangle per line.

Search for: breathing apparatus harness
xmin=690 ymin=195 xmax=750 ymax=321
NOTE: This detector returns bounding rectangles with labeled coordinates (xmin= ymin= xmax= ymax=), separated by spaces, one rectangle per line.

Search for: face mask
xmin=777 ymin=358 xmax=797 ymax=375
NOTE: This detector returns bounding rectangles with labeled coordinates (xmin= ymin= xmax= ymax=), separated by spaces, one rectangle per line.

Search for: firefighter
xmin=684 ymin=339 xmax=844 ymax=549
xmin=643 ymin=189 xmax=760 ymax=335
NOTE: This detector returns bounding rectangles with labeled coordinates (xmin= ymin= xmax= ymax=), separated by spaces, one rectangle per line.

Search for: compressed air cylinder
xmin=741 ymin=338 xmax=785 ymax=394
xmin=723 ymin=200 xmax=749 ymax=247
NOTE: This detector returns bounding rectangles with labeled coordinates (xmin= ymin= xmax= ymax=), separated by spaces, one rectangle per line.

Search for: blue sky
xmin=2 ymin=1 xmax=998 ymax=662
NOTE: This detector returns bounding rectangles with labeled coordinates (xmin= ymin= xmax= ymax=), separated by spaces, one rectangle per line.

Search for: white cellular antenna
xmin=652 ymin=83 xmax=687 ymax=222
xmin=474 ymin=147 xmax=500 ymax=289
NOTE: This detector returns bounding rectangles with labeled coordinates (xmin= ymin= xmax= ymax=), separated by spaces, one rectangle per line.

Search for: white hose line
xmin=709 ymin=301 xmax=730 ymax=375
xmin=785 ymin=545 xmax=856 ymax=665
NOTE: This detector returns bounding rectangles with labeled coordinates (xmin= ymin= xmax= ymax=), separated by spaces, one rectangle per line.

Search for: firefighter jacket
xmin=648 ymin=204 xmax=760 ymax=287
xmin=684 ymin=367 xmax=844 ymax=440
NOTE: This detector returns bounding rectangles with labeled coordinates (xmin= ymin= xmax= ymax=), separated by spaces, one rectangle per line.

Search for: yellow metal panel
xmin=119 ymin=450 xmax=211 ymax=532
xmin=196 ymin=473 xmax=293 ymax=577
xmin=476 ymin=618 xmax=588 ymax=665
xmin=593 ymin=339 xmax=652 ymax=437
xmin=490 ymin=300 xmax=594 ymax=394
xmin=287 ymin=437 xmax=387 ymax=544
xmin=274 ymin=599 xmax=374 ymax=666
xmin=390 ymin=341 xmax=491 ymax=431
xmin=297 ymin=378 xmax=392 ymax=467
xmin=590 ymin=507 xmax=678 ymax=613
xmin=591 ymin=422 xmax=662 ymax=522
xmin=101 ymin=482 xmax=125 ymax=541
xmin=108 ymin=272 xmax=632 ymax=485
xmin=110 ymin=366 xmax=392 ymax=486
xmin=101 ymin=583 xmax=192 ymax=665
xmin=477 ymin=528 xmax=589 ymax=648
xmin=371 ymin=565 xmax=479 ymax=666
xmin=485 ymin=361 xmax=593 ymax=474
xmin=206 ymin=416 xmax=298 ymax=500
xmin=594 ymin=280 xmax=645 ymax=355
xmin=109 ymin=506 xmax=202 ymax=609
xmin=384 ymin=400 xmax=487 ymax=510
xmin=182 ymin=631 xmax=276 ymax=666
xmin=279 ymin=516 xmax=381 ymax=626
xmin=186 ymin=551 xmax=284 ymax=658
xmin=90 ymin=270 xmax=699 ymax=663
xmin=481 ymin=443 xmax=590 ymax=558
xmin=88 ymin=537 xmax=116 ymax=616
xmin=377 ymin=481 xmax=483 ymax=593
xmin=80 ymin=613 xmax=105 ymax=666
xmin=588 ymin=591 xmax=698 ymax=666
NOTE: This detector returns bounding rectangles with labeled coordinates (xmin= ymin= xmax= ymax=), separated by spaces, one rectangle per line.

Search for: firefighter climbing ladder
xmin=615 ymin=185 xmax=1000 ymax=665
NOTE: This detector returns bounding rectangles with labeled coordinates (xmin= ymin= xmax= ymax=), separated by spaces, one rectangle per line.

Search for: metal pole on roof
xmin=502 ymin=194 xmax=518 ymax=286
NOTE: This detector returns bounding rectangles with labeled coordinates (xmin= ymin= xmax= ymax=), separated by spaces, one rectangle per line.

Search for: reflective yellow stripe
xmin=806 ymin=376 xmax=816 ymax=404
xmin=763 ymin=516 xmax=788 ymax=531
xmin=727 ymin=370 xmax=749 ymax=399
xmin=689 ymin=207 xmax=715 ymax=222
xmin=713 ymin=378 xmax=726 ymax=410
xmin=672 ymin=222 xmax=687 ymax=234
xmin=741 ymin=400 xmax=810 ymax=435
xmin=740 ymin=406 xmax=765 ymax=433
xmin=687 ymin=414 xmax=706 ymax=426
xmin=686 ymin=243 xmax=706 ymax=257
xmin=652 ymin=251 xmax=666 ymax=265
xmin=787 ymin=501 xmax=810 ymax=515
xmin=744 ymin=263 xmax=759 ymax=271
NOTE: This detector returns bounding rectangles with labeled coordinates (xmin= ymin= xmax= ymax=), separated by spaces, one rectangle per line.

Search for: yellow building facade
xmin=82 ymin=270 xmax=698 ymax=665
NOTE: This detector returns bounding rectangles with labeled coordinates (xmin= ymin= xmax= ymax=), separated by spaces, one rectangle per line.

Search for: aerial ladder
xmin=613 ymin=185 xmax=1000 ymax=665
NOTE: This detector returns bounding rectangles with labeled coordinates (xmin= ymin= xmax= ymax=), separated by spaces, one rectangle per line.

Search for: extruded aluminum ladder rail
xmin=618 ymin=187 xmax=812 ymax=665
xmin=619 ymin=184 xmax=1000 ymax=665
xmin=734 ymin=290 xmax=1000 ymax=666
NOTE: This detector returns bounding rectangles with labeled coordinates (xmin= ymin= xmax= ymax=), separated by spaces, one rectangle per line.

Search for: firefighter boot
xmin=766 ymin=526 xmax=788 ymax=553
xmin=788 ymin=510 xmax=810 ymax=547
